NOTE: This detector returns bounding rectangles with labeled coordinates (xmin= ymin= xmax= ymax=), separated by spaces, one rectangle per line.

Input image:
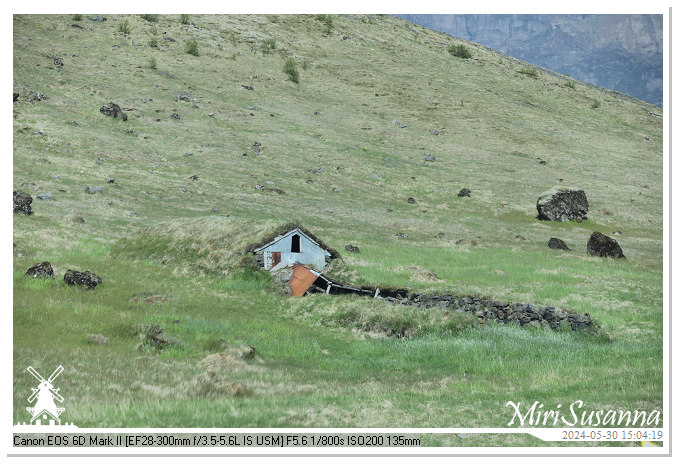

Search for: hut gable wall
xmin=256 ymin=229 xmax=331 ymax=271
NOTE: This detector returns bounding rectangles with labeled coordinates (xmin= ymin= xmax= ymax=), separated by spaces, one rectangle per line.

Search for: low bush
xmin=283 ymin=58 xmax=299 ymax=83
xmin=186 ymin=39 xmax=199 ymax=56
xmin=448 ymin=43 xmax=472 ymax=59
xmin=180 ymin=14 xmax=190 ymax=25
xmin=117 ymin=20 xmax=131 ymax=35
xmin=262 ymin=38 xmax=276 ymax=55
xmin=518 ymin=66 xmax=539 ymax=78
xmin=140 ymin=14 xmax=158 ymax=23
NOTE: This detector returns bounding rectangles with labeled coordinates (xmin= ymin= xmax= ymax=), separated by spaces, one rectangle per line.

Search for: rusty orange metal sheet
xmin=289 ymin=264 xmax=318 ymax=296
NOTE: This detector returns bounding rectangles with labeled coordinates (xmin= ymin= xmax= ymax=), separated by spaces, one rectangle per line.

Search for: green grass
xmin=12 ymin=13 xmax=662 ymax=442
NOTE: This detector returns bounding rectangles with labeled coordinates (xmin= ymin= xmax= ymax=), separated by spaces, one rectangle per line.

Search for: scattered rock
xmin=407 ymin=197 xmax=416 ymax=204
xmin=547 ymin=237 xmax=570 ymax=250
xmin=423 ymin=154 xmax=436 ymax=162
xmin=170 ymin=113 xmax=180 ymax=119
xmin=71 ymin=24 xmax=83 ymax=29
xmin=100 ymin=102 xmax=127 ymax=121
xmin=537 ymin=187 xmax=589 ymax=222
xmin=25 ymin=261 xmax=54 ymax=279
xmin=242 ymin=85 xmax=254 ymax=91
xmin=587 ymin=232 xmax=625 ymax=258
xmin=457 ymin=188 xmax=471 ymax=197
xmin=345 ymin=244 xmax=360 ymax=253
xmin=87 ymin=334 xmax=109 ymax=345
xmin=189 ymin=174 xmax=198 ymax=181
xmin=36 ymin=192 xmax=54 ymax=201
xmin=13 ymin=92 xmax=19 ymax=102
xmin=395 ymin=232 xmax=408 ymax=239
xmin=253 ymin=141 xmax=261 ymax=156
xmin=107 ymin=178 xmax=115 ymax=184
xmin=455 ymin=238 xmax=478 ymax=246
xmin=13 ymin=190 xmax=33 ymax=214
xmin=24 ymin=91 xmax=47 ymax=103
xmin=64 ymin=269 xmax=102 ymax=289
xmin=85 ymin=186 xmax=102 ymax=194
xmin=392 ymin=119 xmax=407 ymax=128
xmin=515 ymin=234 xmax=527 ymax=241
xmin=89 ymin=16 xmax=107 ymax=21
xmin=431 ymin=129 xmax=439 ymax=136
xmin=53 ymin=56 xmax=63 ymax=68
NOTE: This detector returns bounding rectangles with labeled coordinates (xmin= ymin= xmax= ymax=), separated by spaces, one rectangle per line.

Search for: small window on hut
xmin=291 ymin=234 xmax=301 ymax=253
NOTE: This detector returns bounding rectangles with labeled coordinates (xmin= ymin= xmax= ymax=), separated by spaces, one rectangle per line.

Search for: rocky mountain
xmin=397 ymin=14 xmax=663 ymax=107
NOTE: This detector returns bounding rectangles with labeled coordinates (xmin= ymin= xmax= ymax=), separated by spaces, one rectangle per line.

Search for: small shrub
xmin=316 ymin=14 xmax=334 ymax=35
xmin=180 ymin=14 xmax=190 ymax=25
xmin=148 ymin=57 xmax=157 ymax=69
xmin=564 ymin=80 xmax=576 ymax=89
xmin=72 ymin=14 xmax=82 ymax=22
xmin=301 ymin=60 xmax=309 ymax=70
xmin=447 ymin=43 xmax=472 ymax=59
xmin=140 ymin=14 xmax=158 ymax=23
xmin=262 ymin=38 xmax=276 ymax=55
xmin=185 ymin=39 xmax=199 ymax=56
xmin=149 ymin=37 xmax=158 ymax=48
xmin=518 ymin=66 xmax=539 ymax=78
xmin=117 ymin=20 xmax=131 ymax=35
xmin=591 ymin=99 xmax=601 ymax=109
xmin=150 ymin=26 xmax=158 ymax=35
xmin=283 ymin=58 xmax=299 ymax=83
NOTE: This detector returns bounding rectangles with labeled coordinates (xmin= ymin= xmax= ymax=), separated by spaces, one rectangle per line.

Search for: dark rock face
xmin=100 ymin=102 xmax=127 ymax=121
xmin=537 ymin=187 xmax=588 ymax=222
xmin=457 ymin=188 xmax=471 ymax=197
xmin=345 ymin=244 xmax=360 ymax=253
xmin=64 ymin=269 xmax=102 ymax=289
xmin=25 ymin=261 xmax=54 ymax=279
xmin=13 ymin=190 xmax=33 ymax=214
xmin=587 ymin=232 xmax=625 ymax=258
xmin=548 ymin=237 xmax=570 ymax=250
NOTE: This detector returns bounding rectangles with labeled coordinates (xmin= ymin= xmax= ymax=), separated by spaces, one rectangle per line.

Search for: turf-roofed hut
xmin=248 ymin=224 xmax=371 ymax=297
xmin=250 ymin=224 xmax=339 ymax=272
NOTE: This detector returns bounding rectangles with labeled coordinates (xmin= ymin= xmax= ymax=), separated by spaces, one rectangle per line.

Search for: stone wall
xmin=378 ymin=292 xmax=594 ymax=331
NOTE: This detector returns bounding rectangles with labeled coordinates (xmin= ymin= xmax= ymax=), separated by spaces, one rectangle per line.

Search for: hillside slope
xmin=13 ymin=14 xmax=663 ymax=434
xmin=397 ymin=14 xmax=663 ymax=107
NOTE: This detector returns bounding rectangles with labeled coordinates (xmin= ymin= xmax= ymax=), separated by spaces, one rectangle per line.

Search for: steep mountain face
xmin=397 ymin=14 xmax=663 ymax=107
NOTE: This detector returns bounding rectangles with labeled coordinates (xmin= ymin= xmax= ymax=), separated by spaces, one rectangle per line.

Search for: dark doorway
xmin=291 ymin=234 xmax=301 ymax=253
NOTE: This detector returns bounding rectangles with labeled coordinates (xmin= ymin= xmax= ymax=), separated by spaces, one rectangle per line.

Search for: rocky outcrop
xmin=25 ymin=262 xmax=54 ymax=279
xmin=587 ymin=232 xmax=625 ymax=258
xmin=13 ymin=190 xmax=33 ymax=214
xmin=548 ymin=237 xmax=570 ymax=250
xmin=100 ymin=102 xmax=127 ymax=121
xmin=64 ymin=269 xmax=102 ymax=289
xmin=537 ymin=187 xmax=588 ymax=222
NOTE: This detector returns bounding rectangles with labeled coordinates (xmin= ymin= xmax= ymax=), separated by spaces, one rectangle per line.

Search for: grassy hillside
xmin=13 ymin=14 xmax=662 ymax=443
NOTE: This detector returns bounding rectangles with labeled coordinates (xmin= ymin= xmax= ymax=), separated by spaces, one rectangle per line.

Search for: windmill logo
xmin=15 ymin=365 xmax=76 ymax=428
